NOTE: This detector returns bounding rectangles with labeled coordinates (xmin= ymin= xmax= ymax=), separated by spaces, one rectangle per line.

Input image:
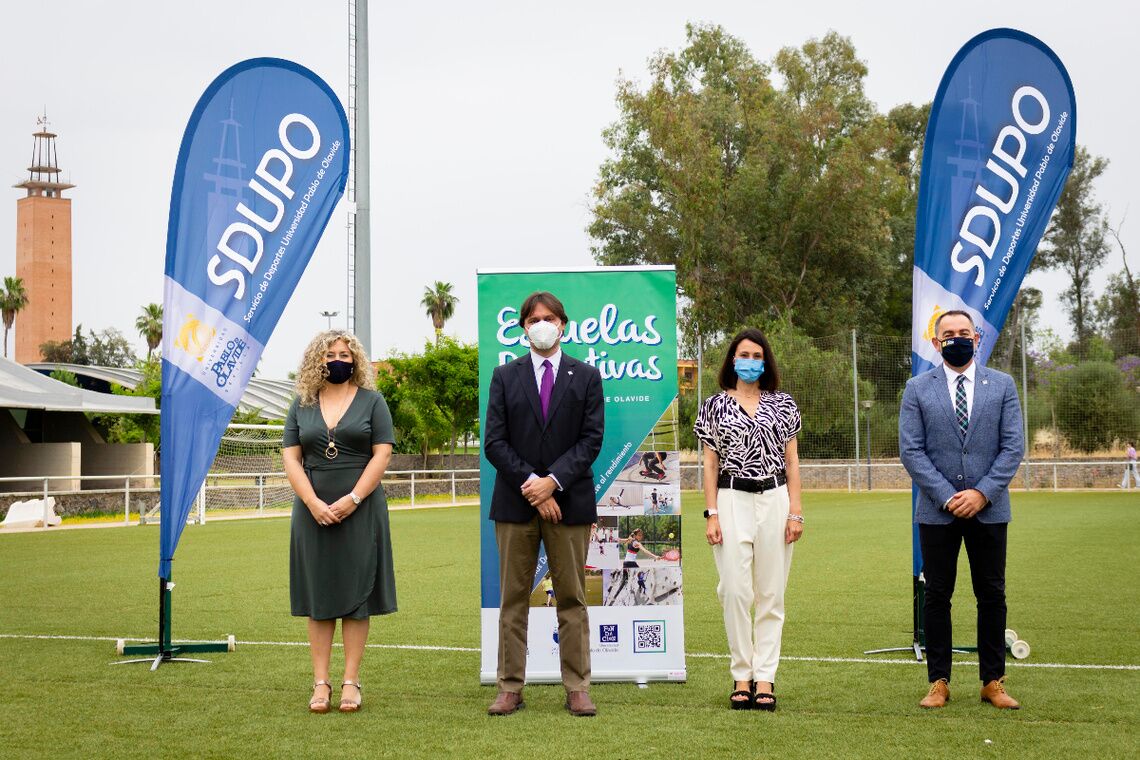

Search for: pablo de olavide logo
xmin=599 ymin=624 xmax=618 ymax=644
xmin=208 ymin=336 xmax=249 ymax=388
xmin=174 ymin=314 xmax=217 ymax=362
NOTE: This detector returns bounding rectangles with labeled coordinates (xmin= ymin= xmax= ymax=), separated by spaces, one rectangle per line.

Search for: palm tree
xmin=135 ymin=303 xmax=164 ymax=361
xmin=421 ymin=281 xmax=458 ymax=343
xmin=1 ymin=276 xmax=29 ymax=359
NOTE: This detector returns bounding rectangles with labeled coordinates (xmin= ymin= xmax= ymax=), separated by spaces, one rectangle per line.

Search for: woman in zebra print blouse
xmin=693 ymin=328 xmax=803 ymax=711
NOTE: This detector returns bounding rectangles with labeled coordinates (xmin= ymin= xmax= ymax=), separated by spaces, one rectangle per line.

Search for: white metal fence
xmin=0 ymin=468 xmax=481 ymax=527
xmin=3 ymin=460 xmax=1137 ymax=530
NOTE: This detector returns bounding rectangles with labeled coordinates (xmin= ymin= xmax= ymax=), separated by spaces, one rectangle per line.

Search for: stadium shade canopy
xmin=25 ymin=362 xmax=294 ymax=420
xmin=1 ymin=356 xmax=157 ymax=414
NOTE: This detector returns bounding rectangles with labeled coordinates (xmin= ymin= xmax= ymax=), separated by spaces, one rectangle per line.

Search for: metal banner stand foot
xmin=863 ymin=577 xmax=1029 ymax=661
xmin=864 ymin=575 xmax=925 ymax=661
xmin=112 ymin=577 xmax=234 ymax=670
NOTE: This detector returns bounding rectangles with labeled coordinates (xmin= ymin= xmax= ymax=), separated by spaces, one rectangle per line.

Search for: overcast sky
xmin=1 ymin=1 xmax=1132 ymax=377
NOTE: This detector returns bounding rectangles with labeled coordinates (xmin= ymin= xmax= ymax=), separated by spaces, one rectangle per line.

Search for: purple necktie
xmin=540 ymin=359 xmax=554 ymax=420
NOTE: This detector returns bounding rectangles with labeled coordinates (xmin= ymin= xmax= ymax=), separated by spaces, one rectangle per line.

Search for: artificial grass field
xmin=0 ymin=491 xmax=1136 ymax=759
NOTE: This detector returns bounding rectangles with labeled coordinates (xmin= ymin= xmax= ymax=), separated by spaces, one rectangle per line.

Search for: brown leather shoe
xmin=487 ymin=691 xmax=524 ymax=716
xmin=980 ymin=677 xmax=1020 ymax=709
xmin=565 ymin=690 xmax=597 ymax=717
xmin=919 ymin=678 xmax=950 ymax=708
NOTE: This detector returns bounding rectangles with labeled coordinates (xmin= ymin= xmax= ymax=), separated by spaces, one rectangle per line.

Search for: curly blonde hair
xmin=294 ymin=330 xmax=376 ymax=406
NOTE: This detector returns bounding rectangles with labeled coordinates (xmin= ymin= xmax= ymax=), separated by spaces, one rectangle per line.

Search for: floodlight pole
xmin=347 ymin=0 xmax=371 ymax=353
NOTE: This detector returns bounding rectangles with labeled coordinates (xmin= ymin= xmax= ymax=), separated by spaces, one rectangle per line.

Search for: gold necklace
xmin=322 ymin=389 xmax=353 ymax=460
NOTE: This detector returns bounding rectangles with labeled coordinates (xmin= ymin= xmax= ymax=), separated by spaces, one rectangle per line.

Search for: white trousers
xmin=711 ymin=485 xmax=794 ymax=682
xmin=1122 ymin=463 xmax=1140 ymax=488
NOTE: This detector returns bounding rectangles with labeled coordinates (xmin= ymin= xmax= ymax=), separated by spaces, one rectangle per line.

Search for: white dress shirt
xmin=941 ymin=361 xmax=977 ymax=508
xmin=528 ymin=348 xmax=563 ymax=490
xmin=942 ymin=360 xmax=976 ymax=420
xmin=530 ymin=348 xmax=563 ymax=392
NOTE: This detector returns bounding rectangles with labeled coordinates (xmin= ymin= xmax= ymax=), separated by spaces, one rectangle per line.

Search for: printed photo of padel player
xmin=613 ymin=515 xmax=681 ymax=569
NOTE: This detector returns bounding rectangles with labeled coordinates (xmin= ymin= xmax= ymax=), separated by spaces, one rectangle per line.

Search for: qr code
xmin=633 ymin=620 xmax=666 ymax=653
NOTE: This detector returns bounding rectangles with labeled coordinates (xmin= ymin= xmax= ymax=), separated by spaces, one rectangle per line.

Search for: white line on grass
xmin=689 ymin=651 xmax=1140 ymax=670
xmin=2 ymin=633 xmax=1137 ymax=671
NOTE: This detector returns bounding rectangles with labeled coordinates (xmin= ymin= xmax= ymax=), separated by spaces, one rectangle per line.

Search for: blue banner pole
xmin=117 ymin=58 xmax=349 ymax=667
xmin=865 ymin=28 xmax=1075 ymax=658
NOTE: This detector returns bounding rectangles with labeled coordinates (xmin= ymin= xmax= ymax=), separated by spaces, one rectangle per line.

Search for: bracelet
xmin=786 ymin=514 xmax=804 ymax=523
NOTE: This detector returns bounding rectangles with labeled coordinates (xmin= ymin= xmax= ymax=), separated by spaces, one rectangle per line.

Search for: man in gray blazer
xmin=899 ymin=310 xmax=1024 ymax=710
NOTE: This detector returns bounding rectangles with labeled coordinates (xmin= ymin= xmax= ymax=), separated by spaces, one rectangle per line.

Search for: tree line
xmin=587 ymin=24 xmax=1135 ymax=358
xmin=588 ymin=24 xmax=1137 ymax=454
xmin=4 ymin=24 xmax=1135 ymax=456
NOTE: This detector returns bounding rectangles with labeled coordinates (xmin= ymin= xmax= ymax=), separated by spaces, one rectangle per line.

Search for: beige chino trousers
xmin=495 ymin=517 xmax=591 ymax=693
xmin=711 ymin=485 xmax=794 ymax=682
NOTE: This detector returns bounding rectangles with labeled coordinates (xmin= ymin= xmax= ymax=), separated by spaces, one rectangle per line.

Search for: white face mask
xmin=527 ymin=319 xmax=561 ymax=351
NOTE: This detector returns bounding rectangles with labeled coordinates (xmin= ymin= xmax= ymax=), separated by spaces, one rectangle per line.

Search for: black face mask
xmin=325 ymin=360 xmax=354 ymax=384
xmin=940 ymin=337 xmax=975 ymax=368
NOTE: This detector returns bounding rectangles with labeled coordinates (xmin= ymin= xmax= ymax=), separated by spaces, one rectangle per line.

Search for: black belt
xmin=718 ymin=471 xmax=786 ymax=493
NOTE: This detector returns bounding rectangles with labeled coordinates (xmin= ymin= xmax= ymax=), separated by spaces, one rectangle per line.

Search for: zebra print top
xmin=693 ymin=391 xmax=802 ymax=477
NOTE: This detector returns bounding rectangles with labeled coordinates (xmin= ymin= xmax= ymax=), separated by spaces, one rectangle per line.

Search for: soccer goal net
xmin=201 ymin=424 xmax=291 ymax=516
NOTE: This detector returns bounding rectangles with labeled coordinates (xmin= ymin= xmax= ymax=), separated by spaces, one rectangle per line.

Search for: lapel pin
xmin=568 ymin=370 xmax=574 ymax=375
xmin=982 ymin=380 xmax=988 ymax=385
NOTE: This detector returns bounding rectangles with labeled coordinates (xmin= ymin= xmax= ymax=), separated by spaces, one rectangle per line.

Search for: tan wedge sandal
xmin=309 ymin=680 xmax=333 ymax=713
xmin=339 ymin=680 xmax=362 ymax=713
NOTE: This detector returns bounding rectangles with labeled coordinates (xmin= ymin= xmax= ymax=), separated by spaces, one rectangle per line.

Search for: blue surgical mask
xmin=734 ymin=357 xmax=765 ymax=383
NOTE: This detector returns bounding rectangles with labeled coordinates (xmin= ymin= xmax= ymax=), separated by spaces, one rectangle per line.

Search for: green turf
xmin=0 ymin=492 xmax=1137 ymax=759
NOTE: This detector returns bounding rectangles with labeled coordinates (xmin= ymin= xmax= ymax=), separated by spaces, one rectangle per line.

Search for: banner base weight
xmin=111 ymin=578 xmax=235 ymax=669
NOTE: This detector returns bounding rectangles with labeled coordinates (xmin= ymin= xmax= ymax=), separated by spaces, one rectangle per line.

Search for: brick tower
xmin=13 ymin=115 xmax=74 ymax=363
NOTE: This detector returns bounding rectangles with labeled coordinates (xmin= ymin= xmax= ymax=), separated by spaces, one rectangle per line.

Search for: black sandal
xmin=753 ymin=683 xmax=776 ymax=712
xmin=730 ymin=681 xmax=753 ymax=710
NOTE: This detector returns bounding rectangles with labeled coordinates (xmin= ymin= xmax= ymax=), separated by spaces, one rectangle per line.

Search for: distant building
xmin=13 ymin=117 xmax=74 ymax=363
xmin=0 ymin=356 xmax=155 ymax=494
xmin=677 ymin=358 xmax=697 ymax=392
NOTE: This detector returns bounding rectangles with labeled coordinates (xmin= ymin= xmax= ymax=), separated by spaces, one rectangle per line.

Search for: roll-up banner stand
xmin=477 ymin=267 xmax=685 ymax=683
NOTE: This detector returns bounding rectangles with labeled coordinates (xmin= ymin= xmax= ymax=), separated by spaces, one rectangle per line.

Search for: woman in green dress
xmin=283 ymin=331 xmax=396 ymax=713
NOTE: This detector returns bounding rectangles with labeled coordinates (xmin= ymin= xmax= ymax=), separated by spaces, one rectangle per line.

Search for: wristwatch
xmin=703 ymin=508 xmax=718 ymax=518
xmin=349 ymin=491 xmax=362 ymax=505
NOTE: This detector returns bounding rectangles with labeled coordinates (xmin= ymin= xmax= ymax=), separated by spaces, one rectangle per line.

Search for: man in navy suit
xmin=484 ymin=291 xmax=604 ymax=717
xmin=900 ymin=310 xmax=1024 ymax=710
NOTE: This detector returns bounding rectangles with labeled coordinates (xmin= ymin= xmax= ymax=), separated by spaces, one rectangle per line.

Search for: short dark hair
xmin=718 ymin=328 xmax=779 ymax=391
xmin=519 ymin=291 xmax=568 ymax=325
xmin=934 ymin=310 xmax=974 ymax=335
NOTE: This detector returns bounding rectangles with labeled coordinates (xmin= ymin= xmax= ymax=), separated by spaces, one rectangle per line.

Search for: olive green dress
xmin=286 ymin=388 xmax=397 ymax=620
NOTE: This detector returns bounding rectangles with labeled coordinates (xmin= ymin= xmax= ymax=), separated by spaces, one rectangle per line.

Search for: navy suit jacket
xmin=484 ymin=353 xmax=604 ymax=525
xmin=899 ymin=364 xmax=1023 ymax=525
